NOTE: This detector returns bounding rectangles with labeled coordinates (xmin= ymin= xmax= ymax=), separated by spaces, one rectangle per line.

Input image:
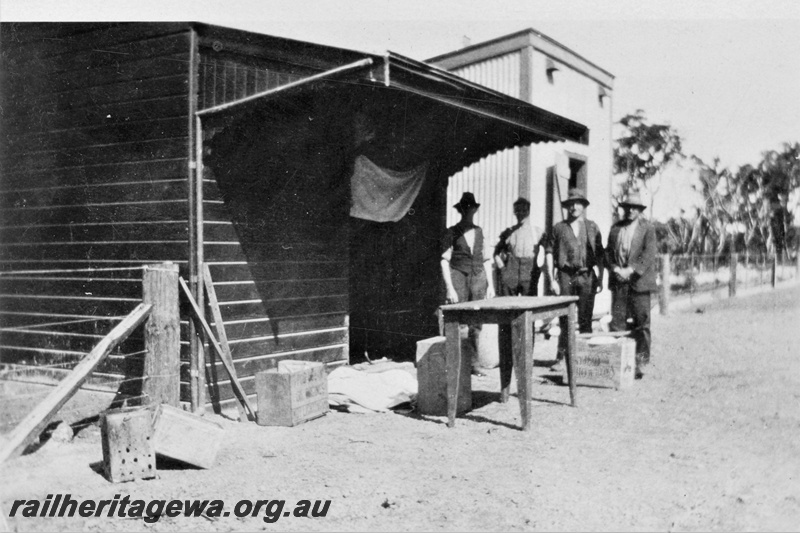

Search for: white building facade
xmin=429 ymin=29 xmax=615 ymax=312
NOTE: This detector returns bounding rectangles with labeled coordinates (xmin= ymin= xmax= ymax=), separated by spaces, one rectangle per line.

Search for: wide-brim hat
xmin=561 ymin=188 xmax=590 ymax=206
xmin=619 ymin=192 xmax=647 ymax=209
xmin=454 ymin=192 xmax=480 ymax=210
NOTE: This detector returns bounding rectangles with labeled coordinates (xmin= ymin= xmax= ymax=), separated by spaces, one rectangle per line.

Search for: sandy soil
xmin=2 ymin=285 xmax=799 ymax=532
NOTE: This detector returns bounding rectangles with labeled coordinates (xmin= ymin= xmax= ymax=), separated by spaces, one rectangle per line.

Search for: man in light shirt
xmin=494 ymin=197 xmax=551 ymax=297
xmin=606 ymin=191 xmax=658 ymax=379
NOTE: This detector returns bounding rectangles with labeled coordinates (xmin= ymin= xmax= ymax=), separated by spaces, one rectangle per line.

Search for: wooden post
xmin=444 ymin=320 xmax=461 ymax=429
xmin=771 ymin=254 xmax=778 ymax=287
xmin=0 ymin=304 xmax=151 ymax=464
xmin=729 ymin=252 xmax=738 ymax=298
xmin=658 ymin=253 xmax=670 ymax=316
xmin=511 ymin=311 xmax=534 ymax=431
xmin=565 ymin=302 xmax=578 ymax=408
xmin=142 ymin=263 xmax=180 ymax=407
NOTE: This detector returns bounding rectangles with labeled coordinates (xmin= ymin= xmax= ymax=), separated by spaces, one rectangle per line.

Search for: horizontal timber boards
xmin=1 ymin=201 xmax=190 ymax=226
xmin=210 ymin=279 xmax=346 ymax=301
xmin=0 ymin=243 xmax=189 ymax=262
xmin=5 ymin=52 xmax=190 ymax=105
xmin=0 ymin=329 xmax=144 ymax=356
xmin=215 ymin=295 xmax=347 ymax=321
xmin=0 ymin=221 xmax=189 ymax=245
xmin=203 ymin=242 xmax=340 ymax=263
xmin=7 ymin=32 xmax=190 ymax=78
xmin=1 ymin=160 xmax=187 ymax=189
xmin=4 ymin=137 xmax=188 ymax=173
xmin=1 ymin=179 xmax=188 ymax=209
xmin=0 ymin=277 xmax=142 ymax=298
xmin=181 ymin=347 xmax=347 ymax=403
xmin=0 ymin=362 xmax=129 ymax=392
xmin=0 ymin=294 xmax=142 ymax=316
xmin=7 ymin=116 xmax=188 ymax=154
xmin=2 ymin=24 xmax=190 ymax=59
xmin=203 ymin=221 xmax=347 ymax=242
xmin=5 ymin=94 xmax=189 ymax=134
xmin=0 ymin=314 xmax=132 ymax=333
xmin=221 ymin=327 xmax=346 ymax=361
xmin=214 ymin=313 xmax=346 ymax=340
xmin=206 ymin=261 xmax=346 ymax=281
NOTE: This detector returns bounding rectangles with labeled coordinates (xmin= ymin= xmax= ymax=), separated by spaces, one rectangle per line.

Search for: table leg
xmin=498 ymin=323 xmax=513 ymax=403
xmin=512 ymin=311 xmax=534 ymax=431
xmin=565 ymin=302 xmax=578 ymax=407
xmin=444 ymin=320 xmax=461 ymax=428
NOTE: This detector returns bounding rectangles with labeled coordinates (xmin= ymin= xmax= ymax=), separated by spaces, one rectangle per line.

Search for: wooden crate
xmin=101 ymin=406 xmax=157 ymax=483
xmin=564 ymin=335 xmax=636 ymax=389
xmin=151 ymin=404 xmax=224 ymax=469
xmin=255 ymin=360 xmax=328 ymax=427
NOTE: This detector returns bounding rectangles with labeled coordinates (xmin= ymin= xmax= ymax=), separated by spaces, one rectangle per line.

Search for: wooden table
xmin=439 ymin=296 xmax=579 ymax=431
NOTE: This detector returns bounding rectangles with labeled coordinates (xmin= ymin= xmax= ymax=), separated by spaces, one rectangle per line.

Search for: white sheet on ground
xmin=327 ymin=365 xmax=417 ymax=413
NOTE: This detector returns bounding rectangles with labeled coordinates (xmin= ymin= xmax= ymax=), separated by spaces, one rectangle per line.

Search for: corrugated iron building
xmin=0 ymin=22 xmax=588 ymax=412
xmin=429 ymin=29 xmax=615 ymax=308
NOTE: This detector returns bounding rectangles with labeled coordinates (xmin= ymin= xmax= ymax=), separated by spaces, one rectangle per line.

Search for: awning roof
xmin=200 ymin=52 xmax=588 ymax=182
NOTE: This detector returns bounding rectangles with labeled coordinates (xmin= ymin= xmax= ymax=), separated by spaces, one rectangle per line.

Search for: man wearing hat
xmin=494 ymin=197 xmax=550 ymax=297
xmin=606 ymin=191 xmax=658 ymax=379
xmin=547 ymin=188 xmax=605 ymax=371
xmin=441 ymin=192 xmax=496 ymax=375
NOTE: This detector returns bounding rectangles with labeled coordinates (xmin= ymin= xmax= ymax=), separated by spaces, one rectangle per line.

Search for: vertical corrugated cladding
xmin=446 ymin=52 xmax=521 ymax=250
xmin=0 ymin=23 xmax=194 ymax=391
xmin=196 ymin=40 xmax=349 ymax=408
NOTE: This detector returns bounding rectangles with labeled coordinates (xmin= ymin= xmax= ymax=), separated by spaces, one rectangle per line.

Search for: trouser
xmin=610 ymin=284 xmax=652 ymax=367
xmin=450 ymin=268 xmax=487 ymax=369
xmin=557 ymin=270 xmax=596 ymax=357
xmin=500 ymin=257 xmax=539 ymax=296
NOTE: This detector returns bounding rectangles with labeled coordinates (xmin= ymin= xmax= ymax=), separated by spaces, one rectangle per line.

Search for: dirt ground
xmin=2 ymin=284 xmax=799 ymax=532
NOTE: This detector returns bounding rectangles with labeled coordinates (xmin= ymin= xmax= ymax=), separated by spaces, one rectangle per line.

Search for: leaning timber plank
xmin=178 ymin=277 xmax=255 ymax=420
xmin=0 ymin=302 xmax=151 ymax=465
xmin=203 ymin=264 xmax=246 ymax=422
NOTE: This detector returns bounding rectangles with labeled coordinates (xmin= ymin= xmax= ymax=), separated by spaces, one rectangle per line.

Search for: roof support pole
xmin=196 ymin=58 xmax=374 ymax=118
xmin=188 ymin=27 xmax=206 ymax=413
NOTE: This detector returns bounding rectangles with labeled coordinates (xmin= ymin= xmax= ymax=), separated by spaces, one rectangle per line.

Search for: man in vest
xmin=440 ymin=192 xmax=496 ymax=376
xmin=606 ymin=191 xmax=657 ymax=379
xmin=494 ymin=197 xmax=550 ymax=297
xmin=547 ymin=188 xmax=605 ymax=371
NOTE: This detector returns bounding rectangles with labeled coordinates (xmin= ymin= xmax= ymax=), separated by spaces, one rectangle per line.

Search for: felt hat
xmin=619 ymin=192 xmax=647 ymax=209
xmin=454 ymin=192 xmax=480 ymax=210
xmin=561 ymin=188 xmax=590 ymax=206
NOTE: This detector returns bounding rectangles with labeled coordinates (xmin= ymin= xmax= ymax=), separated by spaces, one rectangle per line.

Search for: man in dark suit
xmin=547 ymin=188 xmax=605 ymax=371
xmin=606 ymin=192 xmax=658 ymax=379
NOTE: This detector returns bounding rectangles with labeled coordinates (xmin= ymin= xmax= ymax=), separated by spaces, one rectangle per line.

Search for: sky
xmin=3 ymin=0 xmax=799 ymax=172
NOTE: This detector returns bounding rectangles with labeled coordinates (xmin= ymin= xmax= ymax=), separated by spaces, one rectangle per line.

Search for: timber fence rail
xmin=657 ymin=251 xmax=800 ymax=314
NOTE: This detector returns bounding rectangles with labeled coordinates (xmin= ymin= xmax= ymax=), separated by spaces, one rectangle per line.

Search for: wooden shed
xmin=0 ymin=22 xmax=588 ymax=413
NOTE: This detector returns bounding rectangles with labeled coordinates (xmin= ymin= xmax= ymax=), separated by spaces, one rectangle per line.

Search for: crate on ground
xmin=564 ymin=334 xmax=636 ymax=389
xmin=101 ymin=406 xmax=157 ymax=483
xmin=152 ymin=404 xmax=224 ymax=468
xmin=255 ymin=360 xmax=328 ymax=427
xmin=415 ymin=336 xmax=471 ymax=416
